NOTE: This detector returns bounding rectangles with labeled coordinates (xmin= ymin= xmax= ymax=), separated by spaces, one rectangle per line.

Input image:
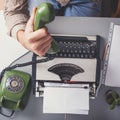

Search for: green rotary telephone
xmin=0 ymin=70 xmax=31 ymax=111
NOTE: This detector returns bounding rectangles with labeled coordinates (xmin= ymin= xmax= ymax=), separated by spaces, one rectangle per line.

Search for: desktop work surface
xmin=0 ymin=16 xmax=120 ymax=120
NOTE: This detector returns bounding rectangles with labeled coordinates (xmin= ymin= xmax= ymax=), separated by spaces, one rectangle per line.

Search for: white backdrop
xmin=0 ymin=11 xmax=28 ymax=71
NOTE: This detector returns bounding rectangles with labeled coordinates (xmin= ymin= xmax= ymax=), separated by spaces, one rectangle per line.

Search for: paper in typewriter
xmin=43 ymin=86 xmax=89 ymax=114
xmin=36 ymin=58 xmax=97 ymax=82
xmin=105 ymin=25 xmax=120 ymax=87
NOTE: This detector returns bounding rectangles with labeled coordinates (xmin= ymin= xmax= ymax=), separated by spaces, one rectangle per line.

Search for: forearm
xmin=4 ymin=0 xmax=30 ymax=39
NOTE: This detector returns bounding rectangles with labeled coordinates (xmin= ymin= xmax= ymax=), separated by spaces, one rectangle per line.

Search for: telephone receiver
xmin=0 ymin=70 xmax=31 ymax=112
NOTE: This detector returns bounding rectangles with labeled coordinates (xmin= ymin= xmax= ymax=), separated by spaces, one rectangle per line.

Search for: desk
xmin=0 ymin=16 xmax=120 ymax=120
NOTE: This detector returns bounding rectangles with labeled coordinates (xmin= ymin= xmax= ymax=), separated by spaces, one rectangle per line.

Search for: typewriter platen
xmin=32 ymin=34 xmax=101 ymax=98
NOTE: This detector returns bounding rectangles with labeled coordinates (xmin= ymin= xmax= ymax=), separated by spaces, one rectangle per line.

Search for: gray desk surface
xmin=0 ymin=17 xmax=120 ymax=120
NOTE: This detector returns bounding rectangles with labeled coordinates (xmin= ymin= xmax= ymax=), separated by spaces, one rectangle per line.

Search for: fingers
xmin=31 ymin=32 xmax=52 ymax=56
xmin=35 ymin=40 xmax=52 ymax=56
xmin=31 ymin=35 xmax=52 ymax=50
xmin=28 ymin=27 xmax=50 ymax=42
xmin=26 ymin=7 xmax=37 ymax=33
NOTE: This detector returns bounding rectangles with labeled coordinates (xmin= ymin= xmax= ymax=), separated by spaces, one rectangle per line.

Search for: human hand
xmin=17 ymin=7 xmax=52 ymax=57
xmin=56 ymin=0 xmax=70 ymax=6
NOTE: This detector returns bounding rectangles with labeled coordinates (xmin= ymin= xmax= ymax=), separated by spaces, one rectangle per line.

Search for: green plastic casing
xmin=0 ymin=70 xmax=31 ymax=111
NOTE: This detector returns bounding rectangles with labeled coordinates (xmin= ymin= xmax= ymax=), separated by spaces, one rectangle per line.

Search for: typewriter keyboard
xmin=45 ymin=36 xmax=99 ymax=59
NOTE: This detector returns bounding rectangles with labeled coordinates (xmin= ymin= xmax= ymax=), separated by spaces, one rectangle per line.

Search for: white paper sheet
xmin=43 ymin=86 xmax=89 ymax=114
xmin=105 ymin=25 xmax=120 ymax=87
xmin=0 ymin=11 xmax=28 ymax=71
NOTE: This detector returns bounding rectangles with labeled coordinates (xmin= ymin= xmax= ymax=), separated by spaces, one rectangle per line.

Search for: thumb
xmin=26 ymin=7 xmax=37 ymax=32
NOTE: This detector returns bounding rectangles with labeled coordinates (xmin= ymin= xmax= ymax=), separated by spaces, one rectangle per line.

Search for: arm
xmin=4 ymin=0 xmax=52 ymax=56
xmin=4 ymin=0 xmax=29 ymax=38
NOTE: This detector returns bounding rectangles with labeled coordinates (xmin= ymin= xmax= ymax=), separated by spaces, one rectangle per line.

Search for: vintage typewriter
xmin=32 ymin=34 xmax=101 ymax=98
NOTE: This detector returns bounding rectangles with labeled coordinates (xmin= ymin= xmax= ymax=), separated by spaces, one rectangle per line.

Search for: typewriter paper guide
xmin=36 ymin=57 xmax=97 ymax=82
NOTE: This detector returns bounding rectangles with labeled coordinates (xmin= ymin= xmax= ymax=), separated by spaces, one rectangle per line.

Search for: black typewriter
xmin=32 ymin=34 xmax=101 ymax=97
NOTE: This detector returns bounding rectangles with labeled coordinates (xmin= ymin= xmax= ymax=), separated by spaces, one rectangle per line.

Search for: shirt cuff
xmin=10 ymin=23 xmax=26 ymax=40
